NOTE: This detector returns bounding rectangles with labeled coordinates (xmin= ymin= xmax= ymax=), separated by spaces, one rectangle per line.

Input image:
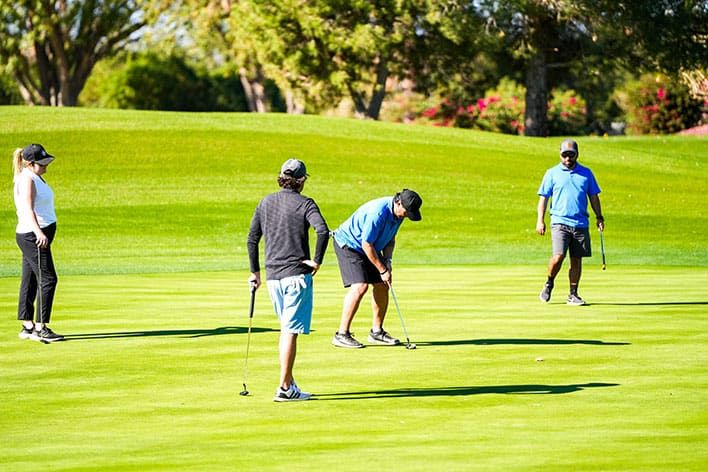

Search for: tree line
xmin=1 ymin=1 xmax=706 ymax=136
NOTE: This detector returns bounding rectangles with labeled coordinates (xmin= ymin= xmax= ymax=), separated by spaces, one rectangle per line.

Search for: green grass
xmin=1 ymin=267 xmax=706 ymax=471
xmin=0 ymin=106 xmax=707 ymax=470
xmin=1 ymin=106 xmax=706 ymax=275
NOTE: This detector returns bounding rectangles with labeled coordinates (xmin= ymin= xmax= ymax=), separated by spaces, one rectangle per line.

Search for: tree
xmin=471 ymin=0 xmax=708 ymax=136
xmin=232 ymin=0 xmax=435 ymax=119
xmin=0 ymin=0 xmax=146 ymax=106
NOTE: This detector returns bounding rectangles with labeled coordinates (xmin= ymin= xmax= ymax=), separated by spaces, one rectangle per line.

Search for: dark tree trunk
xmin=348 ymin=83 xmax=368 ymax=117
xmin=366 ymin=58 xmax=389 ymax=120
xmin=348 ymin=56 xmax=389 ymax=120
xmin=524 ymin=49 xmax=548 ymax=137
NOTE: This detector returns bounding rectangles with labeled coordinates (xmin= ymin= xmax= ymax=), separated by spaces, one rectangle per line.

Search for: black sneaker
xmin=18 ymin=326 xmax=34 ymax=340
xmin=566 ymin=293 xmax=586 ymax=306
xmin=539 ymin=282 xmax=553 ymax=302
xmin=331 ymin=332 xmax=365 ymax=349
xmin=273 ymin=383 xmax=311 ymax=402
xmin=368 ymin=329 xmax=401 ymax=345
xmin=35 ymin=327 xmax=65 ymax=343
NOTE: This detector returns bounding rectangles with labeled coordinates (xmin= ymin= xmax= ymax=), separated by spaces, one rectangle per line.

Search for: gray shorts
xmin=551 ymin=224 xmax=591 ymax=258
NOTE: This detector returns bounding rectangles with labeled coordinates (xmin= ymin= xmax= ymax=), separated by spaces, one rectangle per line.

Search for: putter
xmin=240 ymin=282 xmax=257 ymax=396
xmin=387 ymin=282 xmax=416 ymax=350
xmin=599 ymin=229 xmax=606 ymax=270
xmin=36 ymin=249 xmax=48 ymax=344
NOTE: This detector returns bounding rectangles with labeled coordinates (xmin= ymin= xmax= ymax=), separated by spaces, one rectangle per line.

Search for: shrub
xmin=417 ymin=79 xmax=595 ymax=136
xmin=0 ymin=71 xmax=22 ymax=105
xmin=617 ymin=74 xmax=706 ymax=134
xmin=547 ymin=89 xmax=588 ymax=136
xmin=81 ymin=54 xmax=248 ymax=112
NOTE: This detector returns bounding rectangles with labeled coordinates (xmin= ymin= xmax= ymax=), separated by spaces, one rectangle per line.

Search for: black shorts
xmin=333 ymin=239 xmax=383 ymax=287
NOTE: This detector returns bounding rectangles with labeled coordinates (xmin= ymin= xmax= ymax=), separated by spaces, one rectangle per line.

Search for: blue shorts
xmin=266 ymin=273 xmax=313 ymax=334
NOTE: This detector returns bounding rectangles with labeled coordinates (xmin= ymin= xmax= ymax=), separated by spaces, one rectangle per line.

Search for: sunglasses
xmin=561 ymin=152 xmax=577 ymax=158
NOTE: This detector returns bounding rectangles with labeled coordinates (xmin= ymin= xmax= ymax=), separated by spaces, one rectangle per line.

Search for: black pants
xmin=16 ymin=223 xmax=58 ymax=324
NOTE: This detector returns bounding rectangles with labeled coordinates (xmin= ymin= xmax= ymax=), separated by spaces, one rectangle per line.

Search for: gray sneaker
xmin=539 ymin=282 xmax=553 ymax=302
xmin=35 ymin=327 xmax=65 ymax=342
xmin=273 ymin=383 xmax=311 ymax=402
xmin=332 ymin=332 xmax=365 ymax=349
xmin=566 ymin=293 xmax=586 ymax=306
xmin=368 ymin=329 xmax=401 ymax=345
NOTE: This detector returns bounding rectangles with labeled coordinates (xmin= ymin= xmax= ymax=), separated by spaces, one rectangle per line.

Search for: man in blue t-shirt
xmin=537 ymin=139 xmax=605 ymax=305
xmin=331 ymin=189 xmax=423 ymax=348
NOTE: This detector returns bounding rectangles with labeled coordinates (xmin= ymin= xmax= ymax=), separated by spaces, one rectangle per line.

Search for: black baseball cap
xmin=280 ymin=158 xmax=308 ymax=178
xmin=22 ymin=144 xmax=55 ymax=165
xmin=399 ymin=189 xmax=422 ymax=221
xmin=559 ymin=139 xmax=578 ymax=157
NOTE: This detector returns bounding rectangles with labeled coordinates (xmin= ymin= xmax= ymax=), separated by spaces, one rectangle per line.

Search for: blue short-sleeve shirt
xmin=538 ymin=162 xmax=601 ymax=228
xmin=335 ymin=197 xmax=403 ymax=253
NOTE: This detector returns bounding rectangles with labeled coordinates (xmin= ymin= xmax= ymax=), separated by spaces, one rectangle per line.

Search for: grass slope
xmin=1 ymin=106 xmax=707 ymax=276
xmin=1 ymin=266 xmax=707 ymax=471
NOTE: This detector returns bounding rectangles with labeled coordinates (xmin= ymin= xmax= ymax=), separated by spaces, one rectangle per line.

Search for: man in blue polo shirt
xmin=537 ymin=140 xmax=605 ymax=305
xmin=331 ymin=189 xmax=423 ymax=348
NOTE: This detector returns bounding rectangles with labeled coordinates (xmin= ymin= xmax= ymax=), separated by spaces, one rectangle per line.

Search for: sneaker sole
xmin=331 ymin=339 xmax=365 ymax=349
xmin=273 ymin=394 xmax=312 ymax=402
xmin=566 ymin=300 xmax=586 ymax=306
xmin=367 ymin=336 xmax=401 ymax=346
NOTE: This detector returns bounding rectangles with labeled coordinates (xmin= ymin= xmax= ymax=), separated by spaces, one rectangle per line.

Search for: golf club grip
xmin=248 ymin=290 xmax=255 ymax=318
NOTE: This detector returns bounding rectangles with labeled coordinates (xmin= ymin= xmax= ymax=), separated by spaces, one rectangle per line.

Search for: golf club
xmin=36 ymin=248 xmax=48 ymax=344
xmin=599 ymin=229 xmax=606 ymax=270
xmin=387 ymin=282 xmax=416 ymax=350
xmin=240 ymin=282 xmax=257 ymax=396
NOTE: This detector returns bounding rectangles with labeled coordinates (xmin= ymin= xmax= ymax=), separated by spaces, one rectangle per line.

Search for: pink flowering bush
xmin=619 ymin=74 xmax=706 ymax=134
xmin=548 ymin=89 xmax=588 ymax=136
xmin=416 ymin=79 xmax=591 ymax=135
xmin=417 ymin=79 xmax=525 ymax=134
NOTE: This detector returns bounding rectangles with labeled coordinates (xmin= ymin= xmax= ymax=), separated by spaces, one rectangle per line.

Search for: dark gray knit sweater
xmin=247 ymin=189 xmax=329 ymax=280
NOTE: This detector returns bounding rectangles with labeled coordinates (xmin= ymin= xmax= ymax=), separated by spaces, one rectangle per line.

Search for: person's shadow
xmin=313 ymin=382 xmax=619 ymax=401
xmin=415 ymin=338 xmax=630 ymax=347
xmin=63 ymin=326 xmax=277 ymax=341
xmin=586 ymin=301 xmax=707 ymax=306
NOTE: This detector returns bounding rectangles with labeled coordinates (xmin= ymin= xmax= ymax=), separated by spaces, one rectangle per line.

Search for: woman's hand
xmin=35 ymin=231 xmax=48 ymax=248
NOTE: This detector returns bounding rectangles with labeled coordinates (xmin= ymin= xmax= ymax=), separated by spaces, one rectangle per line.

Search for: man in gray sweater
xmin=247 ymin=158 xmax=329 ymax=402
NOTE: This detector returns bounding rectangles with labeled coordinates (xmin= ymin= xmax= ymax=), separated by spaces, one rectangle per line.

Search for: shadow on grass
xmin=63 ymin=326 xmax=278 ymax=341
xmin=415 ymin=338 xmax=629 ymax=347
xmin=314 ymin=382 xmax=619 ymax=401
xmin=586 ymin=302 xmax=708 ymax=306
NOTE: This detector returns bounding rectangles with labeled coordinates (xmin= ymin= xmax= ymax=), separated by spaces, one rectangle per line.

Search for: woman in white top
xmin=13 ymin=144 xmax=63 ymax=343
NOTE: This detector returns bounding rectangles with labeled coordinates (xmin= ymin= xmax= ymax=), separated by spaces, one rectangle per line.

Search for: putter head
xmin=406 ymin=343 xmax=417 ymax=350
xmin=240 ymin=383 xmax=249 ymax=396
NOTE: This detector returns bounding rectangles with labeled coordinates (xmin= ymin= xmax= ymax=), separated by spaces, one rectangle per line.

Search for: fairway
xmin=1 ymin=107 xmax=707 ymax=470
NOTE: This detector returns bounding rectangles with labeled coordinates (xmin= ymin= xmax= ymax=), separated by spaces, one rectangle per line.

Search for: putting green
xmin=1 ymin=266 xmax=706 ymax=470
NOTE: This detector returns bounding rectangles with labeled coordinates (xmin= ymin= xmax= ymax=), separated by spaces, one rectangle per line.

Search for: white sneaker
xmin=273 ymin=382 xmax=311 ymax=402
